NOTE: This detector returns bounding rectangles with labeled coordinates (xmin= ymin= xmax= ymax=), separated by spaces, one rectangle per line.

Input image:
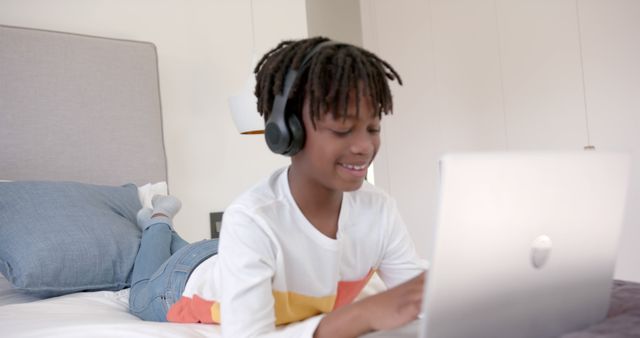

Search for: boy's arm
xmin=314 ymin=272 xmax=425 ymax=338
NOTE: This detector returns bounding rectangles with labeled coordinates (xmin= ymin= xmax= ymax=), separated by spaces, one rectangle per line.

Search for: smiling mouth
xmin=339 ymin=163 xmax=368 ymax=171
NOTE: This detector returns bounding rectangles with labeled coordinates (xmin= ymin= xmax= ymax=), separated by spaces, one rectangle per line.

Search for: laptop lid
xmin=418 ymin=152 xmax=630 ymax=338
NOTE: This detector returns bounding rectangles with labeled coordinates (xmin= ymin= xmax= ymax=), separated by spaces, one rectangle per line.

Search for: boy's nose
xmin=350 ymin=132 xmax=376 ymax=156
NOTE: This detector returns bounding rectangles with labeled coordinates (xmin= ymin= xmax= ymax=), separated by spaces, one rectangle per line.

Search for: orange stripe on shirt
xmin=333 ymin=269 xmax=375 ymax=310
xmin=167 ymin=295 xmax=219 ymax=324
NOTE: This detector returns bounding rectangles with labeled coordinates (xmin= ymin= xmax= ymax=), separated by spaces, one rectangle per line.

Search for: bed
xmin=1 ymin=24 xmax=639 ymax=338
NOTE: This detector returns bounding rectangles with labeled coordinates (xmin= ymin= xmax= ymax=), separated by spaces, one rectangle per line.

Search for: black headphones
xmin=264 ymin=40 xmax=341 ymax=156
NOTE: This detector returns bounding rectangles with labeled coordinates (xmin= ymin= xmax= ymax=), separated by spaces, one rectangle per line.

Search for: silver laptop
xmin=365 ymin=152 xmax=630 ymax=338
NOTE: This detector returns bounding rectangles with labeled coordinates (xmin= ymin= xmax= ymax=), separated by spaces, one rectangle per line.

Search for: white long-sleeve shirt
xmin=166 ymin=167 xmax=426 ymax=337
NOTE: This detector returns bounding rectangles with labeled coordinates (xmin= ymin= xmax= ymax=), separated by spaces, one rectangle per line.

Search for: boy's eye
xmin=368 ymin=127 xmax=381 ymax=134
xmin=332 ymin=129 xmax=351 ymax=136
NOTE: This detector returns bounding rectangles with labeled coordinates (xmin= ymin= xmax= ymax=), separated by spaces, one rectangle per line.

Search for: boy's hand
xmin=361 ymin=271 xmax=425 ymax=331
xmin=314 ymin=271 xmax=426 ymax=338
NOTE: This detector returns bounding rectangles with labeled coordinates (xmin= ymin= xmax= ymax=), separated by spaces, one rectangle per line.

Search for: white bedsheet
xmin=0 ymin=276 xmax=220 ymax=338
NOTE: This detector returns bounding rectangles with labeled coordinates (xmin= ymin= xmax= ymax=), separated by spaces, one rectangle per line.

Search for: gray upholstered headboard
xmin=0 ymin=25 xmax=167 ymax=186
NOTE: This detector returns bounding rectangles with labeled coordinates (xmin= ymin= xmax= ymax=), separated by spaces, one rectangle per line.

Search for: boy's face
xmin=292 ymin=92 xmax=381 ymax=193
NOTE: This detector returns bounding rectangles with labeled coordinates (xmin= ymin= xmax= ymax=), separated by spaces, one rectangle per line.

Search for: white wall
xmin=306 ymin=0 xmax=363 ymax=46
xmin=0 ymin=0 xmax=304 ymax=242
xmin=361 ymin=0 xmax=640 ymax=282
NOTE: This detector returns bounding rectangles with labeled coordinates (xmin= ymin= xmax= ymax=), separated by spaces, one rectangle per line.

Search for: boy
xmin=129 ymin=37 xmax=426 ymax=338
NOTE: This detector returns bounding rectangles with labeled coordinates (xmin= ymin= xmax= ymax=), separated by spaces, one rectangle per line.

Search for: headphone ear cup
xmin=286 ymin=113 xmax=305 ymax=156
xmin=264 ymin=119 xmax=290 ymax=155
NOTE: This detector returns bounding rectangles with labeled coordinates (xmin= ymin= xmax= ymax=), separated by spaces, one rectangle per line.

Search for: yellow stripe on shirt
xmin=272 ymin=290 xmax=336 ymax=325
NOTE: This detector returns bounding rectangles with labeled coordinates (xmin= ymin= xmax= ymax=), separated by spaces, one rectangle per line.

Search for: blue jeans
xmin=129 ymin=218 xmax=218 ymax=322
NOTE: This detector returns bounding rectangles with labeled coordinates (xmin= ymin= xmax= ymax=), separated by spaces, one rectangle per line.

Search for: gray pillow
xmin=0 ymin=181 xmax=142 ymax=297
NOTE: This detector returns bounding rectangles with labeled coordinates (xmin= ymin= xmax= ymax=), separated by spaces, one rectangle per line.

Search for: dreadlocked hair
xmin=254 ymin=36 xmax=402 ymax=126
